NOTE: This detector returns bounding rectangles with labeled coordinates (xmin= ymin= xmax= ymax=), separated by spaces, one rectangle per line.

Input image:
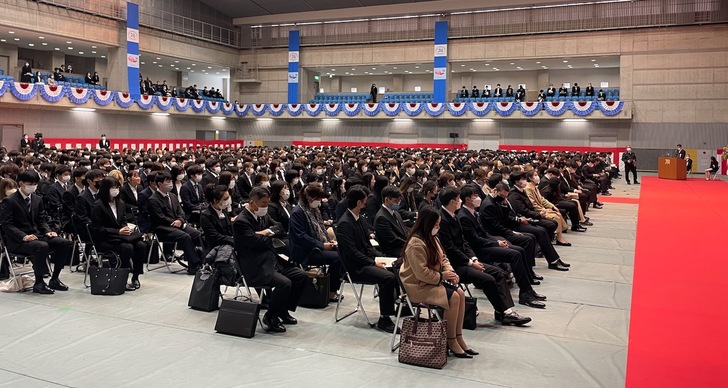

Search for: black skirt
xmin=444 ymin=282 xmax=457 ymax=300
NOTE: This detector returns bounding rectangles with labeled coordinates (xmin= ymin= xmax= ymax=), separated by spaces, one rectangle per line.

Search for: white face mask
xmin=222 ymin=197 xmax=232 ymax=208
xmin=176 ymin=174 xmax=185 ymax=181
xmin=361 ymin=167 xmax=368 ymax=173
xmin=281 ymin=190 xmax=290 ymax=201
xmin=431 ymin=227 xmax=439 ymax=236
xmin=60 ymin=175 xmax=71 ymax=183
xmin=195 ymin=174 xmax=203 ymax=182
xmin=228 ymin=181 xmax=236 ymax=190
xmin=261 ymin=181 xmax=270 ymax=188
xmin=407 ymin=168 xmax=415 ymax=175
xmin=110 ymin=188 xmax=120 ymax=198
xmin=6 ymin=189 xmax=17 ymax=197
xmin=472 ymin=196 xmax=482 ymax=208
xmin=22 ymin=185 xmax=38 ymax=196
xmin=310 ymin=200 xmax=321 ymax=208
xmin=163 ymin=183 xmax=173 ymax=192
xmin=212 ymin=166 xmax=221 ymax=174
xmin=254 ymin=206 xmax=268 ymax=217
xmin=533 ymin=175 xmax=541 ymax=185
xmin=68 ymin=161 xmax=76 ymax=167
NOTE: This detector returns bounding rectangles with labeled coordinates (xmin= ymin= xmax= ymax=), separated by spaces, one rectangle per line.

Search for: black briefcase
xmin=215 ymin=297 xmax=261 ymax=338
xmin=463 ymin=297 xmax=478 ymax=330
xmin=299 ymin=269 xmax=330 ymax=309
xmin=89 ymin=253 xmax=130 ymax=296
xmin=188 ymin=266 xmax=219 ymax=312
xmin=145 ymin=240 xmax=159 ymax=264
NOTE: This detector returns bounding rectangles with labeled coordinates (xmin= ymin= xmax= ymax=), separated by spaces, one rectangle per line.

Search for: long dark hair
xmin=97 ymin=177 xmax=121 ymax=203
xmin=402 ymin=205 xmax=441 ymax=269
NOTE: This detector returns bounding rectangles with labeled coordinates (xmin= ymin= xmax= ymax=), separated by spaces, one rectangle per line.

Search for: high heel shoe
xmin=457 ymin=334 xmax=479 ymax=355
xmin=447 ymin=338 xmax=473 ymax=359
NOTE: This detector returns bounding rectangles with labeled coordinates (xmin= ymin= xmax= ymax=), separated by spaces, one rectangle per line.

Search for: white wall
xmin=548 ymin=68 xmax=620 ymax=89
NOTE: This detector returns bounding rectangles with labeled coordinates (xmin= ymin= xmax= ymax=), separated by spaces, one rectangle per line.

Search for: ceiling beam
xmin=233 ymin=0 xmax=573 ymax=25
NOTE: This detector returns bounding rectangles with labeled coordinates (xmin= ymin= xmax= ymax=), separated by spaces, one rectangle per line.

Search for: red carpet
xmin=626 ymin=177 xmax=728 ymax=387
xmin=599 ymin=196 xmax=640 ymax=205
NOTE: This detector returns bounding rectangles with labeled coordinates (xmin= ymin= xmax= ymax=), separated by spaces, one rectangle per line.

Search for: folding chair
xmin=145 ymin=233 xmax=185 ymax=273
xmin=390 ymin=267 xmax=441 ymax=351
xmin=709 ymin=170 xmax=719 ymax=180
xmin=0 ymin=226 xmax=51 ymax=288
xmin=334 ymin=260 xmax=376 ymax=327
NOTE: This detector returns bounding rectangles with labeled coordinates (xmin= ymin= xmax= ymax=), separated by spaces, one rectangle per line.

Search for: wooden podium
xmin=658 ymin=157 xmax=687 ymax=180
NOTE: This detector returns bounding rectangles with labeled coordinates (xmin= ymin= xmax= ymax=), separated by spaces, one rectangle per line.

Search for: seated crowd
xmin=457 ymin=82 xmax=613 ymax=102
xmin=0 ymin=143 xmax=619 ymax=342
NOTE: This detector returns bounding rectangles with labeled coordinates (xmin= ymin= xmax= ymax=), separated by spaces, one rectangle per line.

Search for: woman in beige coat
xmin=400 ymin=206 xmax=477 ymax=358
xmin=524 ymin=169 xmax=571 ymax=246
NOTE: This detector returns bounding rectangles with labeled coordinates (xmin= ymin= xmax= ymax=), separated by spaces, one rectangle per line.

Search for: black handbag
xmin=188 ymin=265 xmax=220 ymax=312
xmin=299 ymin=268 xmax=330 ymax=308
xmin=89 ymin=252 xmax=130 ymax=296
xmin=215 ymin=290 xmax=261 ymax=339
xmin=463 ymin=296 xmax=478 ymax=330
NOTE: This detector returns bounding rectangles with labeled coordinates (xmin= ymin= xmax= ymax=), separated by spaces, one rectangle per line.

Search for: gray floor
xmin=0 ymin=181 xmax=639 ymax=388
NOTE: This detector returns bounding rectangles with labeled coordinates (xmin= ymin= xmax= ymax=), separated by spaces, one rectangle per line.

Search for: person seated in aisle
xmin=559 ymin=84 xmax=568 ymax=97
xmin=0 ymin=170 xmax=73 ymax=294
xmin=199 ymin=184 xmax=235 ymax=252
xmin=236 ymin=161 xmax=256 ymax=201
xmin=289 ymin=183 xmax=342 ymax=302
xmin=458 ymin=86 xmax=469 ymax=98
xmin=179 ymin=164 xmax=205 ymax=224
xmin=147 ymin=172 xmax=203 ymax=275
xmin=571 ymin=82 xmax=581 ymax=97
xmin=523 ymin=169 xmax=572 ymax=246
xmin=374 ymin=186 xmax=409 ymax=258
xmin=493 ymin=83 xmax=503 ymax=97
xmin=90 ymin=177 xmax=145 ymax=290
xmin=705 ymin=156 xmax=719 ymax=180
xmin=597 ymin=89 xmax=606 ymax=100
xmin=561 ymin=163 xmax=600 ymax=211
xmin=400 ymin=206 xmax=479 ymax=358
xmin=457 ymin=185 xmax=545 ymax=312
xmin=585 ymin=83 xmax=595 ymax=97
xmin=335 ymin=186 xmax=400 ymax=333
xmin=233 ymin=186 xmax=307 ymax=333
xmin=516 ymin=171 xmax=585 ymax=233
xmin=471 ymin=85 xmax=480 ymax=98
xmin=505 ymin=84 xmax=514 ymax=97
xmin=53 ymin=68 xmax=66 ymax=82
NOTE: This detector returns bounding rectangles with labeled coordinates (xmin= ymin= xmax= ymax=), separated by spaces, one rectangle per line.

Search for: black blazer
xmin=200 ymin=205 xmax=234 ymax=251
xmin=508 ymin=188 xmax=542 ymax=219
xmin=373 ymin=207 xmax=408 ymax=258
xmin=73 ymin=189 xmax=97 ymax=237
xmin=457 ymin=208 xmax=500 ymax=249
xmin=120 ymin=183 xmax=139 ymax=208
xmin=232 ymin=208 xmax=283 ymax=286
xmin=179 ymin=180 xmax=205 ymax=220
xmin=268 ymin=201 xmax=292 ymax=233
xmin=61 ymin=184 xmax=81 ymax=230
xmin=147 ymin=191 xmax=185 ymax=229
xmin=236 ymin=173 xmax=255 ymax=200
xmin=200 ymin=171 xmax=219 ymax=189
xmin=98 ymin=139 xmax=110 ymax=150
xmin=90 ymin=200 xmax=141 ymax=245
xmin=44 ymin=181 xmax=66 ymax=219
xmin=137 ymin=187 xmax=154 ymax=233
xmin=335 ymin=210 xmax=382 ymax=277
xmin=437 ymin=208 xmax=475 ymax=269
xmin=0 ymin=192 xmax=52 ymax=249
xmin=479 ymin=195 xmax=519 ymax=237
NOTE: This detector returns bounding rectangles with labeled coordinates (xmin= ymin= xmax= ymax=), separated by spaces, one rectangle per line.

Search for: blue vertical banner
xmin=126 ymin=2 xmax=141 ymax=100
xmin=287 ymin=30 xmax=300 ymax=104
xmin=433 ymin=21 xmax=448 ymax=103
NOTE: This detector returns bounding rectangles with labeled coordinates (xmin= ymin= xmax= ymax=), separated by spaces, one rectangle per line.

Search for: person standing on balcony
xmin=370 ymin=83 xmax=378 ymax=103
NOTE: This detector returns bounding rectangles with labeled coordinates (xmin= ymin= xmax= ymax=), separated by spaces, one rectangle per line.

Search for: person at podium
xmin=675 ymin=144 xmax=686 ymax=159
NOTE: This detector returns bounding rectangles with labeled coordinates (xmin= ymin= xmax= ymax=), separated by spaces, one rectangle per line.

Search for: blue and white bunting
xmin=268 ymin=103 xmax=285 ymax=116
xmin=235 ymin=103 xmax=250 ymax=116
xmin=570 ymin=101 xmax=595 ymax=116
xmin=286 ymin=103 xmax=303 ymax=116
xmin=304 ymin=103 xmax=322 ymax=116
xmin=518 ymin=102 xmax=541 ymax=116
xmin=206 ymin=101 xmax=221 ymax=114
xmin=11 ymin=82 xmax=37 ymax=101
xmin=115 ymin=92 xmax=134 ymax=108
xmin=447 ymin=102 xmax=467 ymax=116
xmin=382 ymin=103 xmax=402 ymax=116
xmin=362 ymin=103 xmax=381 ymax=116
xmin=221 ymin=102 xmax=235 ymax=115
xmin=39 ymin=84 xmax=65 ymax=103
xmin=469 ymin=102 xmax=491 ymax=116
xmin=403 ymin=103 xmax=423 ymax=116
xmin=191 ymin=99 xmax=206 ymax=113
xmin=598 ymin=101 xmax=623 ymax=116
xmin=424 ymin=103 xmax=445 ymax=116
xmin=544 ymin=101 xmax=569 ymax=116
xmin=342 ymin=103 xmax=360 ymax=116
xmin=173 ymin=97 xmax=190 ymax=112
xmin=136 ymin=94 xmax=155 ymax=110
xmin=323 ymin=103 xmax=342 ymax=116
xmin=68 ymin=87 xmax=91 ymax=104
xmin=93 ymin=90 xmax=114 ymax=106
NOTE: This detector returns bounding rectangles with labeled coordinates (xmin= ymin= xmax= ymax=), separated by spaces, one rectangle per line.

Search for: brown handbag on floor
xmin=398 ymin=306 xmax=448 ymax=369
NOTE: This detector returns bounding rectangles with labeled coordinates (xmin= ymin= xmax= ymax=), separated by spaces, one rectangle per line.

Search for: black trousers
xmin=455 ymin=264 xmax=513 ymax=313
xmin=266 ymin=259 xmax=307 ymax=318
xmin=533 ymin=218 xmax=557 ymax=236
xmin=625 ymin=163 xmax=638 ymax=183
xmin=155 ymin=225 xmax=202 ymax=266
xmin=556 ymin=200 xmax=581 ymax=227
xmin=581 ymin=182 xmax=599 ymax=205
xmin=97 ymin=240 xmax=146 ymax=276
xmin=513 ymin=224 xmax=560 ymax=263
xmin=474 ymin=244 xmax=534 ymax=296
xmin=9 ymin=236 xmax=72 ymax=282
xmin=307 ymin=249 xmax=343 ymax=292
xmin=352 ymin=266 xmax=397 ymax=316
xmin=504 ymin=232 xmax=536 ymax=268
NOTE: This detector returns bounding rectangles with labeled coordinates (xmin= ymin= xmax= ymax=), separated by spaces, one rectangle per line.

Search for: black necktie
xmin=25 ymin=196 xmax=31 ymax=213
xmin=194 ymin=184 xmax=199 ymax=200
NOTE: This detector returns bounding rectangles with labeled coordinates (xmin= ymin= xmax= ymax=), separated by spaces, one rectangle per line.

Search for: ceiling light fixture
xmin=211 ymin=116 xmax=226 ymax=120
xmin=38 ymin=36 xmax=44 ymax=39
xmin=563 ymin=118 xmax=587 ymax=122
xmin=257 ymin=118 xmax=273 ymax=122
xmin=14 ymin=38 xmax=19 ymax=41
xmin=72 ymin=107 xmax=96 ymax=112
xmin=152 ymin=112 xmax=170 ymax=116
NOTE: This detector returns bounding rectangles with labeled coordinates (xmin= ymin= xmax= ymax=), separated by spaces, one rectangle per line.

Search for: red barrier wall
xmin=45 ymin=138 xmax=245 ymax=150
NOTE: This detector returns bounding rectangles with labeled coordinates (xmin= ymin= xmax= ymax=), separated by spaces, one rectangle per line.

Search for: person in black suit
xmin=585 ymin=83 xmax=595 ymax=97
xmin=20 ymin=61 xmax=33 ymax=83
xmin=597 ymin=89 xmax=606 ymax=100
xmin=571 ymin=83 xmax=581 ymax=97
xmin=373 ymin=186 xmax=409 ymax=258
xmin=508 ymin=172 xmax=562 ymax=234
xmin=581 ymin=158 xmax=611 ymax=195
xmin=0 ymin=171 xmax=73 ymax=294
xmin=267 ymin=181 xmax=292 ymax=235
xmin=622 ymin=146 xmax=639 ymax=185
xmin=437 ymin=187 xmax=542 ymax=314
xmin=458 ymin=185 xmax=545 ymax=312
xmin=471 ymin=86 xmax=480 ymax=98
xmin=179 ymin=164 xmax=205 ymax=223
xmin=236 ymin=162 xmax=256 ymax=201
xmin=20 ymin=134 xmax=31 ymax=152
xmin=515 ymin=85 xmax=526 ymax=102
xmin=505 ymin=84 xmax=514 ymax=98
xmin=289 ymin=183 xmax=342 ymax=300
xmin=201 ymin=159 xmax=221 ymax=189
xmin=90 ymin=177 xmax=145 ymax=290
xmin=61 ymin=167 xmax=87 ymax=234
xmin=458 ymin=86 xmax=469 ymax=98
xmin=120 ymin=170 xmax=141 ymax=212
xmin=98 ymin=134 xmax=110 ymax=150
xmin=370 ymin=83 xmax=378 ymax=103
xmin=147 ymin=172 xmax=202 ymax=274
xmin=482 ymin=87 xmax=491 ymax=98
xmin=335 ymin=186 xmax=399 ymax=333
xmin=73 ymin=169 xmax=106 ymax=241
xmin=44 ymin=165 xmax=71 ymax=226
xmin=199 ymin=184 xmax=235 ymax=252
xmin=675 ymin=144 xmax=686 ymax=159
xmin=546 ymin=84 xmax=556 ymax=98
xmin=558 ymin=85 xmax=568 ymax=97
xmin=233 ymin=186 xmax=306 ymax=333
xmin=136 ymin=171 xmax=157 ymax=234
xmin=493 ymin=84 xmax=503 ymax=97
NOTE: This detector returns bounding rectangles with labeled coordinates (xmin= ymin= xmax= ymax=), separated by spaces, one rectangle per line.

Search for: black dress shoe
xmin=262 ymin=314 xmax=286 ymax=333
xmin=530 ymin=291 xmax=547 ymax=301
xmin=530 ymin=279 xmax=541 ymax=286
xmin=377 ymin=317 xmax=400 ymax=334
xmin=531 ymin=272 xmax=544 ymax=281
xmin=32 ymin=283 xmax=55 ymax=294
xmin=280 ymin=313 xmax=298 ymax=325
xmin=593 ymin=204 xmax=603 ymax=209
xmin=518 ymin=296 xmax=546 ymax=309
xmin=547 ymin=262 xmax=569 ymax=271
xmin=131 ymin=279 xmax=141 ymax=289
xmin=581 ymin=221 xmax=593 ymax=226
xmin=597 ymin=201 xmax=604 ymax=206
xmin=495 ymin=310 xmax=532 ymax=326
xmin=555 ymin=241 xmax=572 ymax=246
xmin=626 ymin=181 xmax=631 ymax=185
xmin=634 ymin=181 xmax=640 ymax=185
xmin=448 ymin=348 xmax=474 ymax=359
xmin=584 ymin=217 xmax=590 ymax=222
xmin=48 ymin=278 xmax=68 ymax=291
xmin=464 ymin=348 xmax=479 ymax=356
xmin=600 ymin=192 xmax=612 ymax=196
xmin=571 ymin=226 xmax=587 ymax=232
xmin=557 ymin=259 xmax=571 ymax=267
xmin=125 ymin=283 xmax=137 ymax=292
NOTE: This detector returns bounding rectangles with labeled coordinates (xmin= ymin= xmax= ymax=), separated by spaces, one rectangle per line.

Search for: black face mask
xmin=494 ymin=195 xmax=505 ymax=203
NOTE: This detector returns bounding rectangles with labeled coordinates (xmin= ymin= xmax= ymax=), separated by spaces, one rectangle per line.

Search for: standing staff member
xmin=370 ymin=83 xmax=378 ymax=103
xmin=622 ymin=146 xmax=639 ymax=185
xmin=99 ymin=134 xmax=110 ymax=150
